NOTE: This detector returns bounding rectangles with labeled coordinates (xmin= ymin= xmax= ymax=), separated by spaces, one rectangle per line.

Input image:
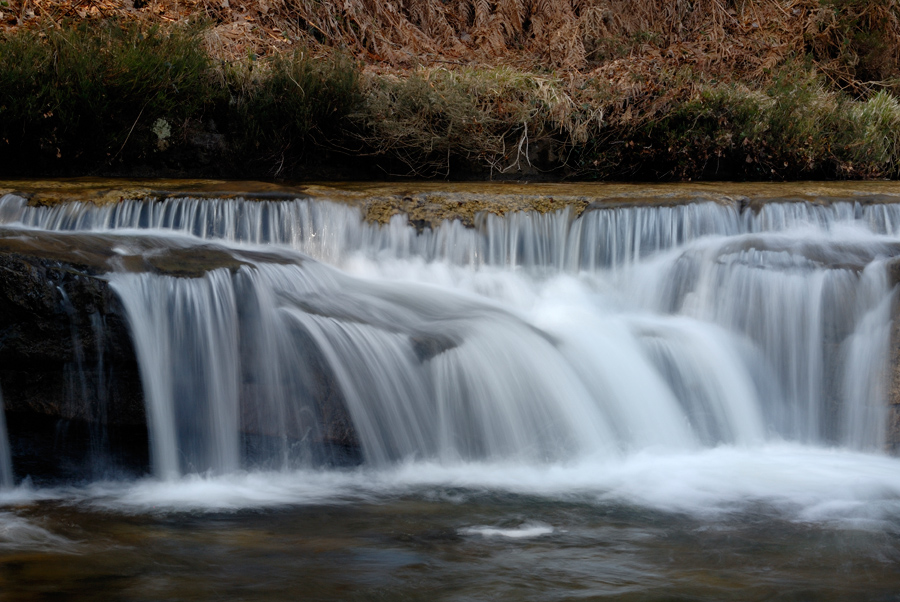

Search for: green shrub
xmin=357 ymin=66 xmax=586 ymax=176
xmin=0 ymin=21 xmax=215 ymax=172
xmin=225 ymin=51 xmax=362 ymax=173
xmin=3 ymin=18 xmax=900 ymax=180
xmin=846 ymin=89 xmax=900 ymax=170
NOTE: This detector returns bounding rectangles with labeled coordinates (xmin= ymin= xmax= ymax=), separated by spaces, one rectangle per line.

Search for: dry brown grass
xmin=3 ymin=0 xmax=897 ymax=82
xmin=4 ymin=0 xmax=900 ymax=179
xmin=4 ymin=0 xmax=896 ymax=150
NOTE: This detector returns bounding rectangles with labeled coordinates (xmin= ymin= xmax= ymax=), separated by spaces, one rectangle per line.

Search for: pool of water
xmin=2 ymin=447 xmax=900 ymax=601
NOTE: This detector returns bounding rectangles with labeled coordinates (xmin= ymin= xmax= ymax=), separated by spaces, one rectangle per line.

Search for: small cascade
xmin=838 ymin=264 xmax=894 ymax=449
xmin=0 ymin=385 xmax=13 ymax=489
xmin=111 ymin=270 xmax=243 ymax=479
xmin=58 ymin=287 xmax=91 ymax=424
xmin=3 ymin=191 xmax=900 ymax=479
xmin=624 ymin=232 xmax=898 ymax=447
xmin=111 ymin=229 xmax=893 ymax=476
xmin=110 ymin=259 xmax=358 ymax=478
xmin=55 ymin=287 xmax=119 ymax=476
xmin=5 ymin=192 xmax=900 ymax=269
xmin=110 ymin=258 xmax=625 ymax=475
xmin=87 ymin=312 xmax=111 ymax=464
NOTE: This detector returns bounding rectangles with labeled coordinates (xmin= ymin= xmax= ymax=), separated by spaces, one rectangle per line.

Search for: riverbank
xmin=2 ymin=1 xmax=900 ymax=180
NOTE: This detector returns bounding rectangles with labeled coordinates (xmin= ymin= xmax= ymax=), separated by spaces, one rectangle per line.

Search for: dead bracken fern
xmin=5 ymin=0 xmax=900 ymax=88
xmin=4 ymin=0 xmax=900 ymax=178
xmin=0 ymin=0 xmax=888 ymax=73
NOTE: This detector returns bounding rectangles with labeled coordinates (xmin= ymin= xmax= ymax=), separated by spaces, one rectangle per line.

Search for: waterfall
xmin=0 ymin=385 xmax=13 ymax=489
xmin=4 ymin=192 xmax=900 ymax=267
xmin=110 ymin=270 xmax=242 ymax=479
xmin=2 ymin=192 xmax=898 ymax=478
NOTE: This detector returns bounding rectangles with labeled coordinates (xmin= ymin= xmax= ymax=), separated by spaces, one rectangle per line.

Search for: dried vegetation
xmin=2 ymin=0 xmax=900 ymax=179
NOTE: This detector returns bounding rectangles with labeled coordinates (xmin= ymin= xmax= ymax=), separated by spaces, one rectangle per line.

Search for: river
xmin=0 ymin=182 xmax=899 ymax=600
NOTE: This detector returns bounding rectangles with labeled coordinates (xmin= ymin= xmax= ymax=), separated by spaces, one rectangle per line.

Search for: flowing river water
xmin=0 ymin=183 xmax=899 ymax=600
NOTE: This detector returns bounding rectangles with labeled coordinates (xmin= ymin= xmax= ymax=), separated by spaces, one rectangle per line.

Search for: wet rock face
xmin=0 ymin=242 xmax=145 ymax=426
xmin=0 ymin=239 xmax=149 ymax=480
xmin=0 ymin=231 xmax=362 ymax=478
xmin=885 ymin=259 xmax=900 ymax=453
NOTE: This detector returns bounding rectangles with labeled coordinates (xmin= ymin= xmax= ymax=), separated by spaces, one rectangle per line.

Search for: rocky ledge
xmin=4 ymin=180 xmax=900 ymax=479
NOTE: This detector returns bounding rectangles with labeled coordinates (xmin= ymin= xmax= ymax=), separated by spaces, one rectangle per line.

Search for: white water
xmin=0 ymin=512 xmax=74 ymax=552
xmin=1 ymin=192 xmax=900 ymax=521
xmin=4 ymin=192 xmax=900 ymax=267
xmin=460 ymin=523 xmax=554 ymax=538
xmin=0 ymin=442 xmax=893 ymax=528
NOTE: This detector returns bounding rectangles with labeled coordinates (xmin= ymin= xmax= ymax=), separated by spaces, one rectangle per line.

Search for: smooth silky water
xmin=1 ymin=189 xmax=900 ymax=600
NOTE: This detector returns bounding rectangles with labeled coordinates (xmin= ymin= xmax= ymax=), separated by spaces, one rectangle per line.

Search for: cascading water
xmin=5 ymin=188 xmax=900 ymax=602
xmin=0 ymin=192 xmax=898 ymax=480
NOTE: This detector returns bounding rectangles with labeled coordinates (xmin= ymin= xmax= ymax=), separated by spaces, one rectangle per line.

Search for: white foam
xmin=0 ymin=512 xmax=75 ymax=552
xmin=4 ymin=195 xmax=900 ymax=534
xmin=81 ymin=470 xmax=371 ymax=512
xmin=460 ymin=523 xmax=554 ymax=539
xmin=44 ymin=445 xmax=898 ymax=532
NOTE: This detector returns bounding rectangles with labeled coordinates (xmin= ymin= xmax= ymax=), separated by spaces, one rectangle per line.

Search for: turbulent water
xmin=1 ymin=190 xmax=900 ymax=599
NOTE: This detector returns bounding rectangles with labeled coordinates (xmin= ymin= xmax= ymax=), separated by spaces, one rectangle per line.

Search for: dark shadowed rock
xmin=0 ymin=232 xmax=145 ymax=425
